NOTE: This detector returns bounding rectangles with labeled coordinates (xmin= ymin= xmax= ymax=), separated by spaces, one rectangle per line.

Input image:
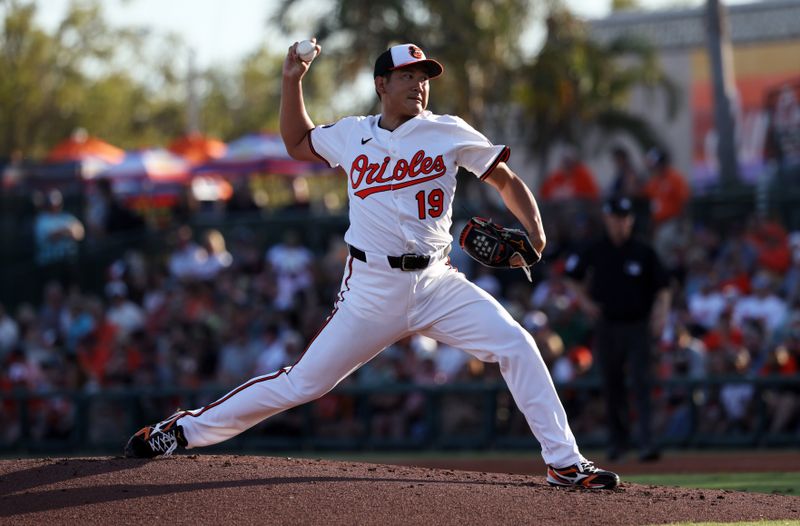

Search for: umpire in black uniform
xmin=564 ymin=196 xmax=671 ymax=461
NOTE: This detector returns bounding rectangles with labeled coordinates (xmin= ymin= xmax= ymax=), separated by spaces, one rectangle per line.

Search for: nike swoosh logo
xmin=361 ymin=137 xmax=372 ymax=145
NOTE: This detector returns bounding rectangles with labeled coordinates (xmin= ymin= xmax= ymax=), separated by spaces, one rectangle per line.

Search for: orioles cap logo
xmin=409 ymin=45 xmax=423 ymax=59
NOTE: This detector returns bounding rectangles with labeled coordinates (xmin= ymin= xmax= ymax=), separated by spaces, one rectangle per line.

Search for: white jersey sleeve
xmin=308 ymin=116 xmax=362 ymax=168
xmin=449 ymin=116 xmax=510 ymax=180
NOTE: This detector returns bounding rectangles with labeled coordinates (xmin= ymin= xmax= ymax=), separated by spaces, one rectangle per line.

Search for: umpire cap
xmin=603 ymin=196 xmax=633 ymax=217
xmin=374 ymin=43 xmax=443 ymax=79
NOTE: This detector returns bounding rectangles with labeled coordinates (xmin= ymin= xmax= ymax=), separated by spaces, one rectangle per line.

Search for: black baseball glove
xmin=459 ymin=217 xmax=542 ymax=281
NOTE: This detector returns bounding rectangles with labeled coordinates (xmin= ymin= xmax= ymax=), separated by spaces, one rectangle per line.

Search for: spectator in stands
xmin=168 ymin=225 xmax=206 ymax=281
xmin=529 ymin=270 xmax=591 ymax=352
xmin=539 ymin=148 xmax=600 ymax=252
xmin=687 ymin=273 xmax=726 ymax=335
xmin=37 ymin=281 xmax=68 ymax=346
xmin=732 ymin=271 xmax=788 ymax=343
xmin=1 ymin=149 xmax=23 ymax=189
xmin=702 ymin=301 xmax=744 ymax=354
xmin=714 ymin=228 xmax=757 ymax=295
xmin=719 ymin=347 xmax=756 ymax=433
xmin=254 ymin=324 xmax=289 ymax=375
xmin=781 ymin=231 xmax=800 ymax=306
xmin=227 ymin=227 xmax=264 ymax=274
xmin=540 ymin=148 xmax=600 ymax=203
xmin=226 ymin=182 xmax=260 ymax=214
xmin=0 ymin=304 xmax=19 ymax=357
xmin=761 ymin=320 xmax=800 ymax=434
xmin=643 ymin=148 xmax=690 ymax=226
xmin=105 ymin=281 xmax=146 ymax=338
xmin=76 ymin=296 xmax=118 ymax=389
xmin=608 ymin=145 xmax=643 ymax=201
xmin=195 ymin=229 xmax=233 ymax=281
xmin=431 ymin=342 xmax=469 ymax=384
xmin=86 ymin=178 xmax=146 ymax=241
xmin=216 ymin=329 xmax=259 ymax=387
xmin=523 ymin=310 xmax=565 ymax=370
xmin=643 ymin=148 xmax=690 ymax=265
xmin=473 ymin=265 xmax=502 ymax=298
xmin=660 ymin=323 xmax=707 ymax=441
xmin=745 ymin=215 xmax=791 ymax=275
xmin=63 ymin=295 xmax=94 ymax=354
xmin=668 ymin=323 xmax=708 ymax=379
xmin=33 ymin=189 xmax=85 ymax=285
xmin=8 ymin=205 xmax=800 ymax=451
xmin=265 ymin=230 xmax=314 ymax=311
xmin=551 ymin=344 xmax=601 ymax=437
xmin=551 ymin=345 xmax=592 ymax=384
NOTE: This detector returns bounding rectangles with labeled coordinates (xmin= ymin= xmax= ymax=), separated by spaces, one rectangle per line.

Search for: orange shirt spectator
xmin=540 ymin=154 xmax=599 ymax=201
xmin=643 ymin=149 xmax=690 ymax=225
xmin=76 ymin=320 xmax=117 ymax=385
xmin=644 ymin=166 xmax=689 ymax=224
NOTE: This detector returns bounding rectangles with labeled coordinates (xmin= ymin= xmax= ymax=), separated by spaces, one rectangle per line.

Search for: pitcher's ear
xmin=374 ymin=75 xmax=387 ymax=100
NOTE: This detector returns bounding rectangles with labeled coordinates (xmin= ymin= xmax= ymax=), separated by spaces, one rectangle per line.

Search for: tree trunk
xmin=705 ymin=0 xmax=741 ymax=191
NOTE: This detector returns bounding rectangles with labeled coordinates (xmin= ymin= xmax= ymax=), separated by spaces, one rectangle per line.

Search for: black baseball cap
xmin=603 ymin=196 xmax=633 ymax=216
xmin=373 ymin=43 xmax=443 ymax=79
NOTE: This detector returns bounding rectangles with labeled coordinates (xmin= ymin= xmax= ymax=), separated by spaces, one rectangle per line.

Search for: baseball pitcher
xmin=124 ymin=40 xmax=619 ymax=490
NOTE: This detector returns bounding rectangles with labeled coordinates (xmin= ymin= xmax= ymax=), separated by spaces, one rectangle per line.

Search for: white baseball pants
xmin=176 ymin=254 xmax=583 ymax=467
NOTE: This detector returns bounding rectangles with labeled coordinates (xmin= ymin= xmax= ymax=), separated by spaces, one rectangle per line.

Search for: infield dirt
xmin=1 ymin=455 xmax=798 ymax=525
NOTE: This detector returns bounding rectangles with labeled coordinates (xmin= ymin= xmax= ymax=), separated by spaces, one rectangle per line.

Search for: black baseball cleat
xmin=124 ymin=415 xmax=188 ymax=459
xmin=546 ymin=459 xmax=620 ymax=489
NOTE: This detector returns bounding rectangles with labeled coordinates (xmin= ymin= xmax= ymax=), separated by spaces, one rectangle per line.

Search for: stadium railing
xmin=0 ymin=376 xmax=797 ymax=455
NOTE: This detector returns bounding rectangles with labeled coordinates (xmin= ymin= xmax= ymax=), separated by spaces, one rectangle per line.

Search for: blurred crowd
xmin=1 ymin=144 xmax=799 ymax=447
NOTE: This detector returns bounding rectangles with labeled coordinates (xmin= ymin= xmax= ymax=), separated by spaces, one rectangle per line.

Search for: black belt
xmin=348 ymin=245 xmax=431 ymax=271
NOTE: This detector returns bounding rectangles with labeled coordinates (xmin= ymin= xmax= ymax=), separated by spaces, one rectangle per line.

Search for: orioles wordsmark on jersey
xmin=309 ymin=111 xmax=509 ymax=256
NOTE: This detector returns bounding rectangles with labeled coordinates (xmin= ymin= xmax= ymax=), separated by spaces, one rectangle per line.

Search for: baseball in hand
xmin=296 ymin=40 xmax=317 ymax=62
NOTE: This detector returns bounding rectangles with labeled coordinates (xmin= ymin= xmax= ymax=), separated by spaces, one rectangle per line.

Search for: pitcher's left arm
xmin=483 ymin=163 xmax=546 ymax=255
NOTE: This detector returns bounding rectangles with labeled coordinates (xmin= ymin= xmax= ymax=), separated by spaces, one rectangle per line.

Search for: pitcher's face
xmin=377 ymin=65 xmax=430 ymax=119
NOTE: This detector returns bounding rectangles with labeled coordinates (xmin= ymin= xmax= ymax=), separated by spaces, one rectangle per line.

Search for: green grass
xmin=626 ymin=472 xmax=800 ymax=496
xmin=283 ymin=450 xmax=800 ymax=497
xmin=653 ymin=522 xmax=800 ymax=526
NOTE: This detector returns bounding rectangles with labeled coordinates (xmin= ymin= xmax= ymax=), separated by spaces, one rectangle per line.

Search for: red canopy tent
xmin=191 ymin=132 xmax=323 ymax=177
xmin=168 ymin=133 xmax=227 ymax=165
xmin=189 ymin=133 xmax=330 ymax=205
xmin=46 ymin=131 xmax=125 ymax=165
xmin=28 ymin=131 xmax=125 ymax=194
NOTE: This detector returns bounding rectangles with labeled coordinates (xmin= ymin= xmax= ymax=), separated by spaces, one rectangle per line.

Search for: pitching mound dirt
xmin=1 ymin=455 xmax=798 ymax=525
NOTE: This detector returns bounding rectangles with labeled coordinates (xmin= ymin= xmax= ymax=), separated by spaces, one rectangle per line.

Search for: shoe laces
xmin=147 ymin=423 xmax=180 ymax=456
xmin=577 ymin=460 xmax=599 ymax=474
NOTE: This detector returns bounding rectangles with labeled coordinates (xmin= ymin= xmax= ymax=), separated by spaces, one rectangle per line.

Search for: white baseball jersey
xmin=309 ymin=111 xmax=510 ymax=255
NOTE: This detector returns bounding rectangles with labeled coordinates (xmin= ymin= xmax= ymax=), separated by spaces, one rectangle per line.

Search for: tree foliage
xmin=612 ymin=0 xmax=642 ymax=12
xmin=0 ymin=0 xmax=678 ymax=167
xmin=0 ymin=0 xmax=182 ymax=156
xmin=514 ymin=8 xmax=678 ymax=168
xmin=200 ymin=47 xmax=285 ymax=139
xmin=276 ymin=0 xmax=677 ymax=164
xmin=274 ymin=0 xmax=538 ymax=127
xmin=0 ymin=0 xmax=288 ymax=158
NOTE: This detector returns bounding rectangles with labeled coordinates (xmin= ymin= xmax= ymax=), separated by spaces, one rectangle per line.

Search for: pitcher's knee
xmin=494 ymin=325 xmax=540 ymax=360
xmin=503 ymin=322 xmax=537 ymax=348
xmin=286 ymin=372 xmax=336 ymax=404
